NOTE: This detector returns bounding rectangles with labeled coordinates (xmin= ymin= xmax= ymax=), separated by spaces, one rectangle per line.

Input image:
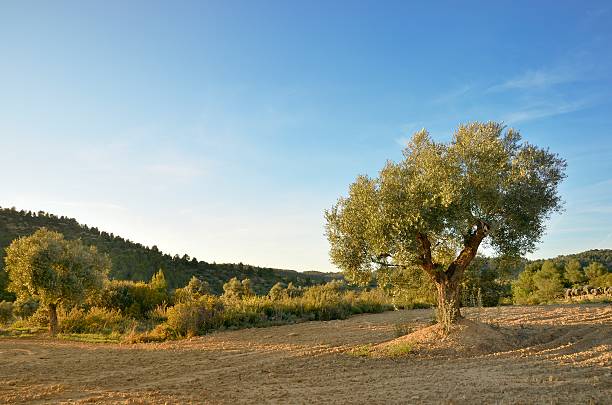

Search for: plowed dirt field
xmin=1 ymin=304 xmax=610 ymax=404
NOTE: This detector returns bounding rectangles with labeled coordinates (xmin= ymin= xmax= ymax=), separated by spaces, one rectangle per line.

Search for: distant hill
xmin=0 ymin=207 xmax=339 ymax=297
xmin=528 ymin=249 xmax=612 ymax=270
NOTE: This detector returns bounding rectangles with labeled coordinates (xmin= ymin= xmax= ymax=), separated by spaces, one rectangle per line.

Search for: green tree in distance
xmin=4 ymin=228 xmax=110 ymax=334
xmin=222 ymin=277 xmax=254 ymax=300
xmin=532 ymin=260 xmax=564 ymax=302
xmin=326 ymin=122 xmax=566 ymax=323
xmin=584 ymin=262 xmax=606 ymax=282
xmin=564 ymin=259 xmax=586 ymax=285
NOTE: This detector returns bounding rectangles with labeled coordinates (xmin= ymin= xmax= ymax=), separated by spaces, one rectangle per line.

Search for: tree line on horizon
xmin=0 ymin=206 xmax=338 ymax=301
xmin=1 ymin=206 xmax=610 ymax=306
xmin=0 ymin=226 xmax=609 ymax=341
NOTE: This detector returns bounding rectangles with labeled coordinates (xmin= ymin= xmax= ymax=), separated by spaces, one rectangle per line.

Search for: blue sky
xmin=1 ymin=1 xmax=611 ymax=271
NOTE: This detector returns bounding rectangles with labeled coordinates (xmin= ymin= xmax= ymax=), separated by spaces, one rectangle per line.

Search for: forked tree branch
xmin=446 ymin=220 xmax=490 ymax=282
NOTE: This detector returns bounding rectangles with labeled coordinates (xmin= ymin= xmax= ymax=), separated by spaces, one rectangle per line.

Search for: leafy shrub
xmin=59 ymin=307 xmax=136 ymax=334
xmin=268 ymin=282 xmax=287 ymax=301
xmin=222 ymin=277 xmax=254 ymax=301
xmin=512 ymin=263 xmax=540 ymax=304
xmin=147 ymin=304 xmax=169 ymax=323
xmin=0 ymin=301 xmax=14 ymax=325
xmin=174 ymin=276 xmax=210 ymax=303
xmin=584 ymin=262 xmax=611 ymax=288
xmin=165 ymin=295 xmax=224 ymax=337
xmin=26 ymin=306 xmax=50 ymax=327
xmin=12 ymin=298 xmax=39 ymax=319
xmin=95 ymin=273 xmax=169 ymax=318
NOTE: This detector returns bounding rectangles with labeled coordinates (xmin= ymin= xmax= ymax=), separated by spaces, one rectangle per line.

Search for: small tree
xmin=584 ymin=262 xmax=606 ymax=283
xmin=326 ymin=122 xmax=566 ymax=323
xmin=4 ymin=229 xmax=110 ymax=334
xmin=583 ymin=262 xmax=611 ymax=288
xmin=564 ymin=259 xmax=586 ymax=285
xmin=532 ymin=261 xmax=564 ymax=302
xmin=285 ymin=282 xmax=301 ymax=298
xmin=511 ymin=263 xmax=539 ymax=305
xmin=222 ymin=277 xmax=254 ymax=300
xmin=174 ymin=276 xmax=210 ymax=303
xmin=268 ymin=282 xmax=287 ymax=301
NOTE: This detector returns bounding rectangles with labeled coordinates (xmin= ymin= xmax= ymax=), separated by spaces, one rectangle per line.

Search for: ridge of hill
xmin=0 ymin=207 xmax=339 ymax=296
xmin=527 ymin=249 xmax=612 ymax=270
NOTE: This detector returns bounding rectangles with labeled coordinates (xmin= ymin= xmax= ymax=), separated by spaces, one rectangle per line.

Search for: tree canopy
xmin=4 ymin=228 xmax=111 ymax=333
xmin=326 ymin=122 xmax=566 ymax=322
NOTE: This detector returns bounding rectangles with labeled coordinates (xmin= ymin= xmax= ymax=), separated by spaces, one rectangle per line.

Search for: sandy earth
xmin=0 ymin=304 xmax=610 ymax=404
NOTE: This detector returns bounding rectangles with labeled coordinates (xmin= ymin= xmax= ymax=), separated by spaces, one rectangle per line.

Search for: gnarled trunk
xmin=417 ymin=223 xmax=488 ymax=328
xmin=48 ymin=302 xmax=58 ymax=335
xmin=435 ymin=277 xmax=462 ymax=325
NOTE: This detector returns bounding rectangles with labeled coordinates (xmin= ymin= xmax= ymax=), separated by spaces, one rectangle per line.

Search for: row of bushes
xmin=0 ymin=278 xmax=394 ymax=340
xmin=156 ymin=282 xmax=392 ymax=339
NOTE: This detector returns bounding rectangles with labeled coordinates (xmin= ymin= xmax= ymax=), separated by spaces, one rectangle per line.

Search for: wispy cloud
xmin=489 ymin=67 xmax=579 ymax=92
xmin=502 ymin=99 xmax=591 ymax=124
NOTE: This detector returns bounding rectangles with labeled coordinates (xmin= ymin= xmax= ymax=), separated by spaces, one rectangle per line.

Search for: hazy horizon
xmin=1 ymin=1 xmax=611 ymax=272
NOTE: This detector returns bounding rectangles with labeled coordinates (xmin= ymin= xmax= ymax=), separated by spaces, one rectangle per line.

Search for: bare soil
xmin=1 ymin=304 xmax=610 ymax=404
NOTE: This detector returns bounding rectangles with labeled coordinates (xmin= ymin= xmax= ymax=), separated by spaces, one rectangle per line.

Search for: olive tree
xmin=326 ymin=122 xmax=565 ymax=323
xmin=4 ymin=228 xmax=110 ymax=334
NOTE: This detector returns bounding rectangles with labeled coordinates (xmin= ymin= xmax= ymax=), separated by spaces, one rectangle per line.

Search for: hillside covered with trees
xmin=0 ymin=207 xmax=339 ymax=299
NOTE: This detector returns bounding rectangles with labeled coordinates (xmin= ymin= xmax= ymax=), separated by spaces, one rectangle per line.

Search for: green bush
xmin=512 ymin=263 xmax=540 ymax=304
xmin=267 ymin=282 xmax=287 ymax=301
xmin=12 ymin=298 xmax=39 ymax=319
xmin=0 ymin=301 xmax=14 ymax=325
xmin=173 ymin=276 xmax=210 ymax=303
xmin=26 ymin=306 xmax=50 ymax=327
xmin=59 ymin=307 xmax=136 ymax=335
xmin=165 ymin=295 xmax=224 ymax=337
xmin=95 ymin=275 xmax=169 ymax=319
xmin=221 ymin=277 xmax=254 ymax=301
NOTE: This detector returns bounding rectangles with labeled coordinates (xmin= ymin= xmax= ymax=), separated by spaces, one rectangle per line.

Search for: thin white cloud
xmin=489 ymin=67 xmax=578 ymax=92
xmin=502 ymin=99 xmax=591 ymax=124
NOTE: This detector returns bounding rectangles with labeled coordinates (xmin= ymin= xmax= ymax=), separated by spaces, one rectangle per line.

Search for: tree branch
xmin=416 ymin=232 xmax=438 ymax=278
xmin=447 ymin=220 xmax=489 ymax=282
xmin=369 ymin=253 xmax=403 ymax=268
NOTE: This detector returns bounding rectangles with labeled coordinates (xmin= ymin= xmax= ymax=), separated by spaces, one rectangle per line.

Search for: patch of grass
xmin=385 ymin=342 xmax=414 ymax=357
xmin=0 ymin=326 xmax=46 ymax=338
xmin=349 ymin=344 xmax=373 ymax=357
xmin=57 ymin=333 xmax=121 ymax=343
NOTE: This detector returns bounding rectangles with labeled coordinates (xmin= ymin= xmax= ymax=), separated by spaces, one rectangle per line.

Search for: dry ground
xmin=0 ymin=304 xmax=610 ymax=404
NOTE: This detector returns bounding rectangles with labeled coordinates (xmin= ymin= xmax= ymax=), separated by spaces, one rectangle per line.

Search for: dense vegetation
xmin=511 ymin=255 xmax=612 ymax=304
xmin=0 ymin=207 xmax=339 ymax=299
xmin=1 ymin=265 xmax=393 ymax=342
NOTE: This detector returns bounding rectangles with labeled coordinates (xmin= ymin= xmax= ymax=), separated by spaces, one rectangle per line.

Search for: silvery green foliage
xmin=326 ymin=122 xmax=566 ymax=287
xmin=5 ymin=228 xmax=110 ymax=307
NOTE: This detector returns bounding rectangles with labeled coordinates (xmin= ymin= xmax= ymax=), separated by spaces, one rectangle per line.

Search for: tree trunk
xmin=435 ymin=277 xmax=462 ymax=326
xmin=416 ymin=222 xmax=488 ymax=329
xmin=48 ymin=303 xmax=58 ymax=336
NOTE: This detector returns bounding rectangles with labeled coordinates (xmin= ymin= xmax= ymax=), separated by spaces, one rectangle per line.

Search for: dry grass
xmin=0 ymin=304 xmax=610 ymax=404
